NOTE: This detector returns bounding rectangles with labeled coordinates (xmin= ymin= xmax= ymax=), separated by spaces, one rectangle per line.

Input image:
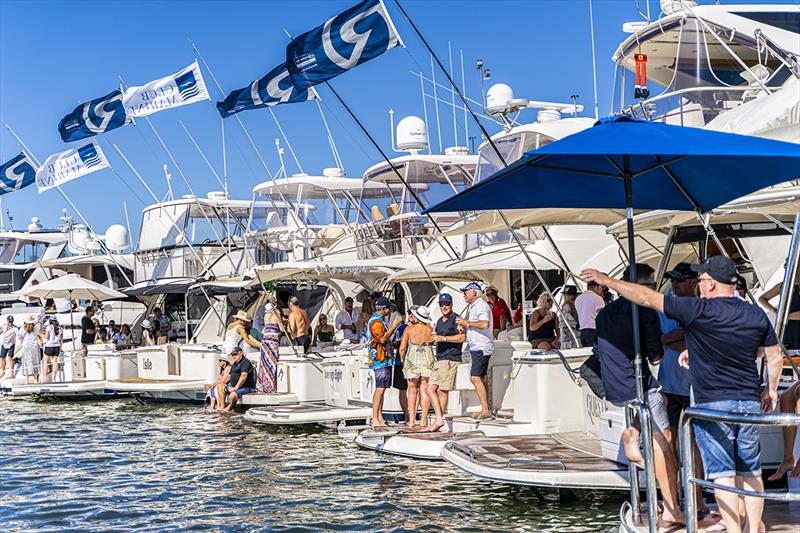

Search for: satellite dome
xmin=396 ymin=116 xmax=428 ymax=152
xmin=486 ymin=83 xmax=515 ymax=115
xmin=105 ymin=224 xmax=130 ymax=251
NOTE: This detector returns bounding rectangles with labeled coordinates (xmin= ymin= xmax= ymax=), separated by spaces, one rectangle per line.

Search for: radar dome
xmin=486 ymin=83 xmax=514 ymax=114
xmin=323 ymin=167 xmax=344 ymax=178
xmin=27 ymin=217 xmax=43 ymax=233
xmin=68 ymin=224 xmax=90 ymax=254
xmin=105 ymin=224 xmax=130 ymax=251
xmin=396 ymin=116 xmax=428 ymax=152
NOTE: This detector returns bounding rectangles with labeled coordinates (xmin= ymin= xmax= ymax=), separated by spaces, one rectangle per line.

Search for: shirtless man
xmin=287 ymin=297 xmax=311 ymax=354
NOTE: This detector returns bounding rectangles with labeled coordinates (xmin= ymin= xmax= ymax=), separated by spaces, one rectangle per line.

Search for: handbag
xmin=579 ymin=351 xmax=605 ymax=399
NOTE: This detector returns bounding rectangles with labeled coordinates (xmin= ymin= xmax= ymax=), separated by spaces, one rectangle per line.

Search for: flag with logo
xmin=216 ymin=63 xmax=315 ymax=118
xmin=58 ymin=89 xmax=129 ymax=143
xmin=123 ymin=61 xmax=210 ymax=117
xmin=36 ymin=143 xmax=110 ymax=193
xmin=286 ymin=0 xmax=402 ymax=90
xmin=0 ymin=153 xmax=36 ymax=196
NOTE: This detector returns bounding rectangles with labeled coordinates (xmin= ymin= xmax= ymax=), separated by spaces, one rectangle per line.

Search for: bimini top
xmin=252 ymin=175 xmax=415 ymax=200
xmin=363 ymin=153 xmax=476 ymax=185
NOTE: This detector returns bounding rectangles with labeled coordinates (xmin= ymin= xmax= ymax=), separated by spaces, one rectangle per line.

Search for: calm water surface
xmin=1 ymin=400 xmax=625 ymax=531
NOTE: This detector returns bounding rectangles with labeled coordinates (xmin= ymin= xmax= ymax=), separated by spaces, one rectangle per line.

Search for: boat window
xmin=247 ymin=206 xmax=287 ymax=232
xmin=137 ymin=204 xmax=189 ymax=251
xmin=732 ymin=11 xmax=800 ymax=34
xmin=11 ymin=242 xmax=47 ymax=264
xmin=475 ymin=134 xmax=524 ymax=183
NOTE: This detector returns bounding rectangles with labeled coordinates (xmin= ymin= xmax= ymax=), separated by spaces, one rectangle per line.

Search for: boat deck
xmin=442 ymin=432 xmax=631 ymax=490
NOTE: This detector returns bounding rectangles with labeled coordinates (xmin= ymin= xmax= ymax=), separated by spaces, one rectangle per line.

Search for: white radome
xmin=396 ymin=115 xmax=428 ymax=152
xmin=486 ymin=83 xmax=515 ymax=114
xmin=105 ymin=224 xmax=130 ymax=251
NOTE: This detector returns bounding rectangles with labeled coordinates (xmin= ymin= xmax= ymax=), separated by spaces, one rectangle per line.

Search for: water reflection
xmin=1 ymin=400 xmax=623 ymax=531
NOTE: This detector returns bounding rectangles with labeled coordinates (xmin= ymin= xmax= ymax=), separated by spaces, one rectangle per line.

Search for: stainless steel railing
xmin=679 ymin=407 xmax=800 ymax=533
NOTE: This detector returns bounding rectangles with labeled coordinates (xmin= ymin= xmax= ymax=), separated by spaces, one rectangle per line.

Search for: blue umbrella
xmin=424 ymin=116 xmax=800 ymax=530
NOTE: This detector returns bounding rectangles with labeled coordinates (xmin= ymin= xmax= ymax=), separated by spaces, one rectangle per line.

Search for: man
xmin=456 ymin=282 xmax=494 ymax=421
xmin=153 ymin=308 xmax=173 ymax=341
xmin=485 ymin=286 xmax=511 ymax=338
xmin=335 ymin=296 xmax=361 ymax=343
xmin=367 ymin=296 xmax=403 ymax=427
xmin=592 ymin=263 xmax=683 ymax=525
xmin=287 ymin=297 xmax=311 ymax=354
xmin=223 ymin=347 xmax=257 ymax=411
xmin=582 ymin=256 xmax=782 ymax=533
xmin=1 ymin=316 xmax=17 ymax=378
xmin=81 ymin=307 xmax=97 ymax=352
xmin=428 ymin=293 xmax=466 ymax=429
xmin=575 ymin=279 xmax=606 ymax=347
xmin=658 ymin=262 xmax=698 ymax=429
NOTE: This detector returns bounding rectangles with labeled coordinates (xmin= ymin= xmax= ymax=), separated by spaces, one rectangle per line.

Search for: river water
xmin=1 ymin=400 xmax=625 ymax=531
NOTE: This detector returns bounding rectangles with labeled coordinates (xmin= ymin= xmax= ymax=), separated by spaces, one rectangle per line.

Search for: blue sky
xmin=0 ymin=0 xmax=796 ymax=241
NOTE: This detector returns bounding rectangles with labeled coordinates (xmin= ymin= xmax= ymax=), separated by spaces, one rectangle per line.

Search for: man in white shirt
xmin=456 ymin=281 xmax=494 ymax=421
xmin=575 ymin=280 xmax=606 ymax=347
xmin=335 ymin=297 xmax=361 ymax=342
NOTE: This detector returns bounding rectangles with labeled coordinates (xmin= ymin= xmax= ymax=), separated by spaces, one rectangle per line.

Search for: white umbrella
xmin=14 ymin=274 xmax=128 ymax=350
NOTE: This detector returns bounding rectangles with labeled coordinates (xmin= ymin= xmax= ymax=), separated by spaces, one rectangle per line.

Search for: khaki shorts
xmin=429 ymin=360 xmax=460 ymax=391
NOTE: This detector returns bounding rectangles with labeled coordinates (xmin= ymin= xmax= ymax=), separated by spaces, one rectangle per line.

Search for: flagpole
xmin=2 ymin=122 xmax=133 ymax=286
xmin=178 ymin=120 xmax=225 ymax=189
xmin=314 ymin=98 xmax=344 ymax=171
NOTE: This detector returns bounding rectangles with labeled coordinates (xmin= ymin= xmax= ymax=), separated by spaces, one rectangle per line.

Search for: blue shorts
xmin=469 ymin=350 xmax=491 ymax=378
xmin=226 ymin=386 xmax=257 ymax=398
xmin=693 ymin=400 xmax=762 ymax=480
xmin=1 ymin=345 xmax=14 ymax=358
xmin=373 ymin=366 xmax=406 ymax=390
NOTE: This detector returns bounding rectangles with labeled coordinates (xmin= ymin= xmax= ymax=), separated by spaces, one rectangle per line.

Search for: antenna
xmin=163 ymin=164 xmax=174 ymax=201
xmin=476 ymin=59 xmax=488 ymax=114
xmin=275 ymin=138 xmax=286 ymax=179
xmin=5 ymin=209 xmax=12 ymax=231
xmin=389 ymin=108 xmax=396 ymax=151
xmin=570 ymin=94 xmax=580 ymax=117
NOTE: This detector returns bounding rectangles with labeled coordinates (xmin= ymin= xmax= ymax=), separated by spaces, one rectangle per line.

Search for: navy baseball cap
xmin=665 ymin=262 xmax=698 ymax=281
xmin=438 ymin=293 xmax=453 ymax=304
xmin=460 ymin=281 xmax=482 ymax=292
xmin=375 ymin=297 xmax=392 ymax=309
xmin=691 ymin=256 xmax=738 ymax=285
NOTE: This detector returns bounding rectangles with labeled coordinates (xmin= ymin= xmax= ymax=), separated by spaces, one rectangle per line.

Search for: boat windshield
xmin=615 ymin=16 xmax=791 ymax=126
xmin=0 ymin=238 xmax=49 ymax=265
xmin=186 ymin=204 xmax=284 ymax=245
xmin=475 ymin=131 xmax=557 ymax=183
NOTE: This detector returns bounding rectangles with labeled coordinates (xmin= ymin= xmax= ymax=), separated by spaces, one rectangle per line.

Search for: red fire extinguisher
xmin=634 ymin=51 xmax=649 ymax=99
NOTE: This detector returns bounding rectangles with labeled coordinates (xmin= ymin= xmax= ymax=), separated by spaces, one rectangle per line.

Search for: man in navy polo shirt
xmin=582 ymin=256 xmax=782 ymax=533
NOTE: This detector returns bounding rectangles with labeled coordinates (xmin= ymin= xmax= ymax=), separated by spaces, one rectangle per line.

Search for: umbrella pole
xmin=624 ymin=170 xmax=658 ymax=532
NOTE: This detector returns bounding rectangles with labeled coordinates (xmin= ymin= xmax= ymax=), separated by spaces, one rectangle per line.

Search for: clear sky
xmin=0 ymin=0 xmax=796 ymax=241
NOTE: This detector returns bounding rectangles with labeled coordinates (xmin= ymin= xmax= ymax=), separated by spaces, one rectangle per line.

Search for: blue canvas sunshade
xmin=424 ymin=116 xmax=800 ymax=215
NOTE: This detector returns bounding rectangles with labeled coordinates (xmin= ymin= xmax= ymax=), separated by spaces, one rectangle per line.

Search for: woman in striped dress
xmin=257 ymin=302 xmax=283 ymax=393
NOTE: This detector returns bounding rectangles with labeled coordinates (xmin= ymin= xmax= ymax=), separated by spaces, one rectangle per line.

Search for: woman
xmin=313 ymin=314 xmax=335 ymax=346
xmin=759 ymin=280 xmax=800 ymax=349
xmin=18 ymin=315 xmax=41 ymax=385
xmin=356 ymin=298 xmax=374 ymax=343
xmin=42 ymin=318 xmax=63 ymax=384
xmin=113 ymin=324 xmax=132 ymax=348
xmin=558 ymin=286 xmax=580 ymax=349
xmin=257 ymin=302 xmax=283 ymax=394
xmin=399 ymin=305 xmax=435 ymax=430
xmin=207 ymin=354 xmax=231 ymax=409
xmin=223 ymin=310 xmax=261 ymax=356
xmin=485 ymin=287 xmax=512 ymax=338
xmin=140 ymin=319 xmax=156 ymax=347
xmin=528 ymin=293 xmax=560 ymax=351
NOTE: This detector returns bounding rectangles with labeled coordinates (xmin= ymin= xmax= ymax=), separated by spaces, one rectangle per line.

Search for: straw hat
xmin=234 ymin=310 xmax=251 ymax=322
xmin=263 ymin=302 xmax=275 ymax=314
xmin=410 ymin=305 xmax=432 ymax=324
xmin=141 ymin=319 xmax=151 ymax=328
xmin=23 ymin=314 xmax=37 ymax=325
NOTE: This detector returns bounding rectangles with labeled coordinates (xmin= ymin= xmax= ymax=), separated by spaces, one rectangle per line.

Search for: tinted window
xmin=733 ymin=12 xmax=800 ymax=34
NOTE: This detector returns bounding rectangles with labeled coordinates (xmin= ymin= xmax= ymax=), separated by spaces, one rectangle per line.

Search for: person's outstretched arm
xmin=580 ymin=269 xmax=664 ymax=313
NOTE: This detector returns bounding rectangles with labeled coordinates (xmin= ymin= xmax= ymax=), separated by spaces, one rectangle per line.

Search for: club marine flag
xmin=216 ymin=63 xmax=315 ymax=118
xmin=286 ymin=0 xmax=402 ymax=90
xmin=123 ymin=61 xmax=210 ymax=117
xmin=0 ymin=154 xmax=36 ymax=196
xmin=58 ymin=89 xmax=128 ymax=143
xmin=36 ymin=143 xmax=109 ymax=193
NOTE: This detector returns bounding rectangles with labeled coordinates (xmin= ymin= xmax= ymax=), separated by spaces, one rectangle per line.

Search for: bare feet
xmin=768 ymin=457 xmax=800 ymax=480
xmin=660 ymin=509 xmax=685 ymax=526
xmin=622 ymin=427 xmax=644 ymax=466
xmin=425 ymin=420 xmax=445 ymax=433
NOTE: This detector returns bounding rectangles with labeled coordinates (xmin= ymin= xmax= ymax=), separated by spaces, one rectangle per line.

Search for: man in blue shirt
xmin=582 ymin=256 xmax=782 ymax=533
xmin=367 ymin=297 xmax=402 ymax=427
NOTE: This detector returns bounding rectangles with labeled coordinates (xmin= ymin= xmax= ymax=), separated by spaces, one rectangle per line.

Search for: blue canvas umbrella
xmin=424 ymin=116 xmax=800 ymax=530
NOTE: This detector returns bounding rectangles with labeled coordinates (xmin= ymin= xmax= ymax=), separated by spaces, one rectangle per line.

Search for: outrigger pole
xmin=391 ymin=0 xmax=580 ymax=345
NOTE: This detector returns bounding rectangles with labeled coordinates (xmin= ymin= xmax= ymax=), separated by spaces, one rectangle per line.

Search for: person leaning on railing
xmin=582 ymin=256 xmax=783 ymax=533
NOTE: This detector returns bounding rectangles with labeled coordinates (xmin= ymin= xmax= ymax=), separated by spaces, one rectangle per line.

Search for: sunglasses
xmin=439 ymin=302 xmax=452 ymax=307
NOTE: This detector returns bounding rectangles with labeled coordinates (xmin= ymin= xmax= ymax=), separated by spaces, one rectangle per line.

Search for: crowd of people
xmin=581 ymin=256 xmax=796 ymax=532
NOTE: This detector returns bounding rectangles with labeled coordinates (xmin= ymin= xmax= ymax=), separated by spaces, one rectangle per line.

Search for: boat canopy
xmin=252 ymin=175 xmax=413 ymax=200
xmin=363 ymin=154 xmax=476 ymax=185
xmin=124 ymin=277 xmax=197 ymax=296
xmin=441 ymin=208 xmax=631 ymax=236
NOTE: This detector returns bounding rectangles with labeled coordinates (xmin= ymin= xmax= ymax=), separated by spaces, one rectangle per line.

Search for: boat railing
xmin=504 ymin=458 xmax=567 ymax=470
xmin=679 ymin=407 xmax=800 ymax=533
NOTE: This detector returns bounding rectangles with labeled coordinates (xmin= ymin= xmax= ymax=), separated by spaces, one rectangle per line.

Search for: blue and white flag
xmin=286 ymin=0 xmax=402 ymax=90
xmin=123 ymin=61 xmax=210 ymax=117
xmin=0 ymin=153 xmax=36 ymax=196
xmin=216 ymin=63 xmax=315 ymax=118
xmin=36 ymin=143 xmax=109 ymax=193
xmin=58 ymin=89 xmax=128 ymax=143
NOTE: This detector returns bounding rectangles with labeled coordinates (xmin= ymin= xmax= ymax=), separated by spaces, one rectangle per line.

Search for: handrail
xmin=450 ymin=442 xmax=476 ymax=461
xmin=679 ymin=407 xmax=800 ymax=533
xmin=504 ymin=458 xmax=567 ymax=470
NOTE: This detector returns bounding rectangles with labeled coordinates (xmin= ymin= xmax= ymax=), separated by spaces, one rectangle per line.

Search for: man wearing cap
xmin=1 ymin=315 xmax=18 ymax=378
xmin=367 ymin=296 xmax=403 ymax=427
xmin=223 ymin=347 xmax=258 ymax=411
xmin=658 ymin=262 xmax=698 ymax=430
xmin=582 ymin=256 xmax=783 ymax=533
xmin=456 ymin=282 xmax=494 ymax=421
xmin=429 ymin=293 xmax=466 ymax=423
xmin=335 ymin=297 xmax=361 ymax=343
xmin=575 ymin=279 xmax=606 ymax=347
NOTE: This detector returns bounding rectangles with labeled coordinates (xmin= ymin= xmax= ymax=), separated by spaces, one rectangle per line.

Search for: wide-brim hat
xmin=234 ymin=310 xmax=251 ymax=322
xmin=23 ymin=314 xmax=37 ymax=325
xmin=141 ymin=319 xmax=151 ymax=328
xmin=217 ymin=353 xmax=230 ymax=362
xmin=410 ymin=305 xmax=432 ymax=324
xmin=263 ymin=302 xmax=275 ymax=314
